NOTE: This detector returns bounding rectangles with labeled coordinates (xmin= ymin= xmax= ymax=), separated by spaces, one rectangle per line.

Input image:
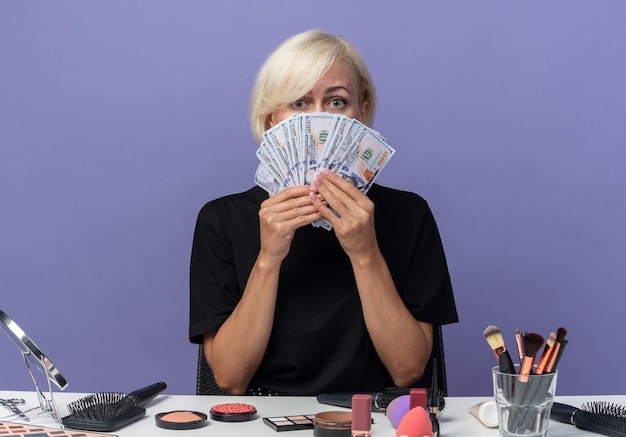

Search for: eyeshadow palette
xmin=263 ymin=414 xmax=316 ymax=432
xmin=0 ymin=421 xmax=117 ymax=436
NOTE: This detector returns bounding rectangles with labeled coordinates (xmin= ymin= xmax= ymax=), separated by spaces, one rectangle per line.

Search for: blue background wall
xmin=1 ymin=1 xmax=625 ymax=397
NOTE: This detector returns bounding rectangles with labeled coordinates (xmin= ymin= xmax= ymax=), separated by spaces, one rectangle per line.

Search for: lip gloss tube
xmin=351 ymin=394 xmax=372 ymax=437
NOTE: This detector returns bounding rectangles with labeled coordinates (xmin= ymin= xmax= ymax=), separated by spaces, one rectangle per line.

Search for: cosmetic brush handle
xmin=129 ymin=381 xmax=167 ymax=407
xmin=498 ymin=351 xmax=516 ymax=373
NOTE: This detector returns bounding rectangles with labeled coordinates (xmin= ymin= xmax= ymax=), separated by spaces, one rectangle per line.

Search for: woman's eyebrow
xmin=324 ymin=85 xmax=352 ymax=95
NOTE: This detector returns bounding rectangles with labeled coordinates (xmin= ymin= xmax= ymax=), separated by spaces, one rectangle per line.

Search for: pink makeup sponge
xmin=386 ymin=395 xmax=410 ymax=428
xmin=395 ymin=406 xmax=431 ymax=437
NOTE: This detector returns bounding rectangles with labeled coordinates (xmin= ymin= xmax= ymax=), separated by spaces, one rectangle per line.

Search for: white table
xmin=2 ymin=390 xmax=624 ymax=436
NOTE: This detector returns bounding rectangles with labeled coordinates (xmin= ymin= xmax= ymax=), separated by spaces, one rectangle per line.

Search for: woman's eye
xmin=292 ymin=100 xmax=306 ymax=109
xmin=329 ymin=99 xmax=345 ymax=108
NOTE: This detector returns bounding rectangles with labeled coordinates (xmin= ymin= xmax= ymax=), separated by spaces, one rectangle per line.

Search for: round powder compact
xmin=209 ymin=402 xmax=257 ymax=422
xmin=313 ymin=411 xmax=352 ymax=437
xmin=156 ymin=410 xmax=208 ymax=430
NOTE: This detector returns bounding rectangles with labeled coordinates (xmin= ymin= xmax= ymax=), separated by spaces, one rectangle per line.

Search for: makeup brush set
xmin=483 ymin=325 xmax=568 ymax=382
xmin=483 ymin=325 xmax=626 ymax=436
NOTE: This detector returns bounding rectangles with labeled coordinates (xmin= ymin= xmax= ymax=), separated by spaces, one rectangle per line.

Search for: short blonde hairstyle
xmin=249 ymin=30 xmax=376 ymax=144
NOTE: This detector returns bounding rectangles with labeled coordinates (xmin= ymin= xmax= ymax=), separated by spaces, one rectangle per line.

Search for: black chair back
xmin=196 ymin=325 xmax=448 ymax=396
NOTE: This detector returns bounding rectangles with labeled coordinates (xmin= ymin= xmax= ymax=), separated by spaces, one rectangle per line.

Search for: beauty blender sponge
xmin=396 ymin=406 xmax=432 ymax=437
xmin=386 ymin=395 xmax=410 ymax=428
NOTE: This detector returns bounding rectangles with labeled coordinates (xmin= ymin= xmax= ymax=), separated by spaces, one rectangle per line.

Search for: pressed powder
xmin=313 ymin=411 xmax=352 ymax=437
xmin=155 ymin=410 xmax=208 ymax=430
xmin=210 ymin=402 xmax=258 ymax=422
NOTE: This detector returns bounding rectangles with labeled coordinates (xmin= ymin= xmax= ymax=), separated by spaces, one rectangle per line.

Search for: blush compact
xmin=209 ymin=403 xmax=258 ymax=422
xmin=155 ymin=410 xmax=208 ymax=430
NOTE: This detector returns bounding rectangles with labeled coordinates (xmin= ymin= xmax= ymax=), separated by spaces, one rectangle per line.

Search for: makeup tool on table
xmin=385 ymin=395 xmax=411 ymax=428
xmin=482 ymin=325 xmax=568 ymax=435
xmin=313 ymin=410 xmax=353 ymax=437
xmin=483 ymin=325 xmax=518 ymax=406
xmin=467 ymin=400 xmax=499 ymax=428
xmin=263 ymin=414 xmax=318 ymax=432
xmin=517 ymin=333 xmax=544 ymax=383
xmin=263 ymin=396 xmax=377 ymax=433
xmin=0 ymin=398 xmax=27 ymax=422
xmin=483 ymin=325 xmax=517 ymax=376
xmin=318 ymin=387 xmax=408 ymax=411
xmin=0 ymin=420 xmax=118 ymax=437
xmin=1 ymin=308 xmax=169 ymax=432
xmin=395 ymin=405 xmax=432 ymax=437
xmin=317 ymin=386 xmax=446 ymax=412
xmin=534 ymin=332 xmax=556 ymax=375
xmin=209 ymin=402 xmax=257 ymax=422
xmin=384 ymin=387 xmax=429 ymax=428
xmin=351 ymin=394 xmax=372 ymax=437
xmin=551 ymin=401 xmax=626 ymax=437
xmin=428 ymin=359 xmax=440 ymax=436
xmin=263 ymin=411 xmax=375 ymax=433
xmin=515 ymin=329 xmax=524 ymax=364
xmin=544 ymin=327 xmax=567 ymax=374
xmin=61 ymin=381 xmax=166 ymax=432
xmin=156 ymin=410 xmax=208 ymax=430
xmin=0 ymin=309 xmax=68 ymax=424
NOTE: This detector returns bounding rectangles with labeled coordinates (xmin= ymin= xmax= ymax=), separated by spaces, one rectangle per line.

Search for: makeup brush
xmin=551 ymin=401 xmax=626 ymax=437
xmin=428 ymin=359 xmax=440 ymax=437
xmin=551 ymin=339 xmax=568 ymax=371
xmin=483 ymin=325 xmax=516 ymax=375
xmin=62 ymin=381 xmax=166 ymax=432
xmin=545 ymin=327 xmax=567 ymax=373
xmin=514 ymin=329 xmax=524 ymax=365
xmin=518 ymin=333 xmax=544 ymax=382
xmin=534 ymin=332 xmax=556 ymax=375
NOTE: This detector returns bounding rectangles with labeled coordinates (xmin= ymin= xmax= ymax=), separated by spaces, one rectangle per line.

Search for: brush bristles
xmin=580 ymin=401 xmax=626 ymax=431
xmin=582 ymin=401 xmax=626 ymax=417
xmin=518 ymin=333 xmax=544 ymax=382
xmin=521 ymin=333 xmax=544 ymax=358
xmin=67 ymin=392 xmax=137 ymax=419
xmin=483 ymin=325 xmax=506 ymax=355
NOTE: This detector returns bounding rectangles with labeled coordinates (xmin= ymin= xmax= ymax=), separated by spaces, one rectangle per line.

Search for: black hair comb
xmin=62 ymin=381 xmax=166 ymax=432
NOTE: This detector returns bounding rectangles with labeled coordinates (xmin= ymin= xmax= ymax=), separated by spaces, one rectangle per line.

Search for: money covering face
xmin=255 ymin=111 xmax=395 ymax=231
xmin=256 ymin=60 xmax=388 ymax=230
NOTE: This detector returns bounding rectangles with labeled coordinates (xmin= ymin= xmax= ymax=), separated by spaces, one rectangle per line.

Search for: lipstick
xmin=351 ymin=394 xmax=372 ymax=437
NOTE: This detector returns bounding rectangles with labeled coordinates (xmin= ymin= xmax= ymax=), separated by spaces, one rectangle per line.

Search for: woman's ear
xmin=360 ymin=100 xmax=370 ymax=123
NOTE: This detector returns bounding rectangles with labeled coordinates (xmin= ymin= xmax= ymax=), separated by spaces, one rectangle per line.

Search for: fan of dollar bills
xmin=254 ymin=112 xmax=395 ymax=229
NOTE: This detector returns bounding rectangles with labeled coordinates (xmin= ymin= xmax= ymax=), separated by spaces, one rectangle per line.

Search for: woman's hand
xmin=310 ymin=169 xmax=433 ymax=387
xmin=259 ymin=185 xmax=322 ymax=261
xmin=309 ymin=169 xmax=377 ymax=260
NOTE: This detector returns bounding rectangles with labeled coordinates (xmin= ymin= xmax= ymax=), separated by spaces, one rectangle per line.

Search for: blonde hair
xmin=249 ymin=30 xmax=376 ymax=144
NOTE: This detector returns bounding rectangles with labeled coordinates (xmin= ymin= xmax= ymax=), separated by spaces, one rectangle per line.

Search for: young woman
xmin=189 ymin=30 xmax=458 ymax=396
